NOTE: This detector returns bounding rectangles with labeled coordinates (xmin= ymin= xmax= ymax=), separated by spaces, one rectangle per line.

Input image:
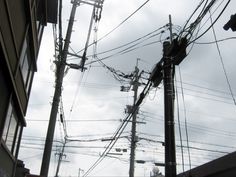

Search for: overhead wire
xmin=195 ymin=0 xmax=227 ymax=34
xmin=209 ymin=11 xmax=236 ymax=105
xmin=141 ymin=110 xmax=236 ymax=139
xmin=194 ymin=36 xmax=236 ymax=44
xmin=174 ymin=76 xmax=185 ymax=172
xmin=64 ymin=0 xmax=105 ymax=121
xmin=176 ymin=0 xmax=231 ymax=52
xmin=175 ymin=85 xmax=234 ymax=101
xmin=85 ymin=38 xmax=164 ymax=66
xmin=36 ymin=75 xmax=233 ymax=97
xmin=76 ymin=0 xmax=152 ymax=54
xmin=176 ymin=80 xmax=235 ymax=97
xmin=92 ymin=19 xmax=138 ymax=85
xmin=19 ymin=134 xmax=234 ymax=170
xmin=20 ymin=136 xmax=235 ymax=154
xmin=188 ymin=0 xmax=231 ymax=44
xmin=32 ymin=1 xmax=236 ymax=175
xmin=138 ymin=137 xmax=230 ymax=154
xmin=137 ymin=133 xmax=236 ymax=150
xmin=67 ymin=72 xmax=85 ymax=117
xmin=88 ymin=26 xmax=167 ymax=57
xmin=152 ymin=81 xmax=236 ymax=105
xmin=82 ymin=81 xmax=152 ymax=177
xmin=80 ymin=1 xmax=104 ymax=70
xmin=75 ymin=25 xmax=168 ymax=67
xmin=91 ymin=14 xmax=125 ymax=85
xmin=179 ymin=0 xmax=207 ymax=38
xmin=178 ymin=0 xmax=212 ymax=39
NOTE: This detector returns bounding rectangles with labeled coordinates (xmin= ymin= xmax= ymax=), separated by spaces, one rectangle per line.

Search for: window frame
xmin=1 ymin=100 xmax=22 ymax=156
xmin=19 ymin=36 xmax=34 ymax=95
xmin=5 ymin=111 xmax=17 ymax=152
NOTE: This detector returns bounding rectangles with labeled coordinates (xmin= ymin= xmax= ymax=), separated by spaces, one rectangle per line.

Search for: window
xmin=2 ymin=101 xmax=22 ymax=156
xmin=36 ymin=19 xmax=44 ymax=43
xmin=21 ymin=52 xmax=29 ymax=83
xmin=13 ymin=125 xmax=22 ymax=156
xmin=26 ymin=64 xmax=33 ymax=93
xmin=5 ymin=113 xmax=17 ymax=151
xmin=20 ymin=38 xmax=28 ymax=84
xmin=20 ymin=37 xmax=34 ymax=94
xmin=2 ymin=102 xmax=13 ymax=142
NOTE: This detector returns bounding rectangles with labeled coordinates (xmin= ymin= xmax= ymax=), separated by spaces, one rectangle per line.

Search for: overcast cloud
xmin=19 ymin=0 xmax=236 ymax=176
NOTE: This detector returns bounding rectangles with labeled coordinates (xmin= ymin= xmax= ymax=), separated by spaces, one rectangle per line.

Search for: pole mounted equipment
xmin=149 ymin=37 xmax=187 ymax=88
xmin=166 ymin=38 xmax=188 ymax=65
xmin=224 ymin=14 xmax=236 ymax=31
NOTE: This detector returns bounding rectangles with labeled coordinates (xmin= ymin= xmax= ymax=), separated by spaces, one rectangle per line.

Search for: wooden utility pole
xmin=163 ymin=15 xmax=176 ymax=177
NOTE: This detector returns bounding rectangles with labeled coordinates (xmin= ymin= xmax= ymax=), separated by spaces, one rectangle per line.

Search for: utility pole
xmin=78 ymin=168 xmax=84 ymax=177
xmin=149 ymin=14 xmax=187 ymax=177
xmin=40 ymin=0 xmax=80 ymax=176
xmin=55 ymin=139 xmax=66 ymax=177
xmin=163 ymin=15 xmax=176 ymax=177
xmin=40 ymin=1 xmax=104 ymax=176
xmin=129 ymin=59 xmax=140 ymax=177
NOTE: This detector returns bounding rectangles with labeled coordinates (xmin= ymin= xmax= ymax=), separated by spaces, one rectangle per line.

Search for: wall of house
xmin=0 ymin=0 xmax=57 ymax=176
xmin=0 ymin=0 xmax=39 ymax=176
xmin=0 ymin=0 xmax=29 ymax=115
xmin=0 ymin=146 xmax=14 ymax=177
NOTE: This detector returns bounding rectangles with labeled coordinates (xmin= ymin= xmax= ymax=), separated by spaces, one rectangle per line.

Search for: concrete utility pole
xmin=40 ymin=0 xmax=80 ymax=176
xmin=129 ymin=59 xmax=140 ymax=177
xmin=149 ymin=14 xmax=187 ymax=177
xmin=163 ymin=15 xmax=176 ymax=177
xmin=40 ymin=0 xmax=104 ymax=175
xmin=78 ymin=168 xmax=84 ymax=177
xmin=55 ymin=140 xmax=66 ymax=177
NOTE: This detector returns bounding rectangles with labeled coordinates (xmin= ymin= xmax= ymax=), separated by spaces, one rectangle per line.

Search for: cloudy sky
xmin=18 ymin=0 xmax=236 ymax=176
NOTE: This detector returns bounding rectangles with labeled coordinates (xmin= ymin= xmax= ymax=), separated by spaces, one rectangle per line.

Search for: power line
xmin=85 ymin=26 xmax=167 ymax=57
xmin=175 ymin=85 xmax=234 ymax=101
xmin=82 ymin=81 xmax=152 ymax=177
xmin=141 ymin=135 xmax=236 ymax=150
xmin=188 ymin=0 xmax=231 ymax=44
xmin=195 ymin=36 xmax=236 ymax=44
xmin=85 ymin=38 xmax=163 ymax=66
xmin=76 ymin=0 xmax=152 ymax=54
xmin=26 ymin=119 xmax=122 ymax=122
xmin=140 ymin=112 xmax=236 ymax=138
xmin=139 ymin=137 xmax=230 ymax=154
xmin=176 ymin=80 xmax=235 ymax=97
xmin=178 ymin=67 xmax=191 ymax=170
xmin=209 ymin=11 xmax=236 ymax=105
xmin=175 ymin=76 xmax=185 ymax=172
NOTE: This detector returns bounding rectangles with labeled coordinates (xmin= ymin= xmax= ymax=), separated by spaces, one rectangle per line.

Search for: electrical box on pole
xmin=224 ymin=14 xmax=236 ymax=31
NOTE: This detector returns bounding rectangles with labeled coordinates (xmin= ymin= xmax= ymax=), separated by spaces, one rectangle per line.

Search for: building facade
xmin=0 ymin=0 xmax=57 ymax=176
